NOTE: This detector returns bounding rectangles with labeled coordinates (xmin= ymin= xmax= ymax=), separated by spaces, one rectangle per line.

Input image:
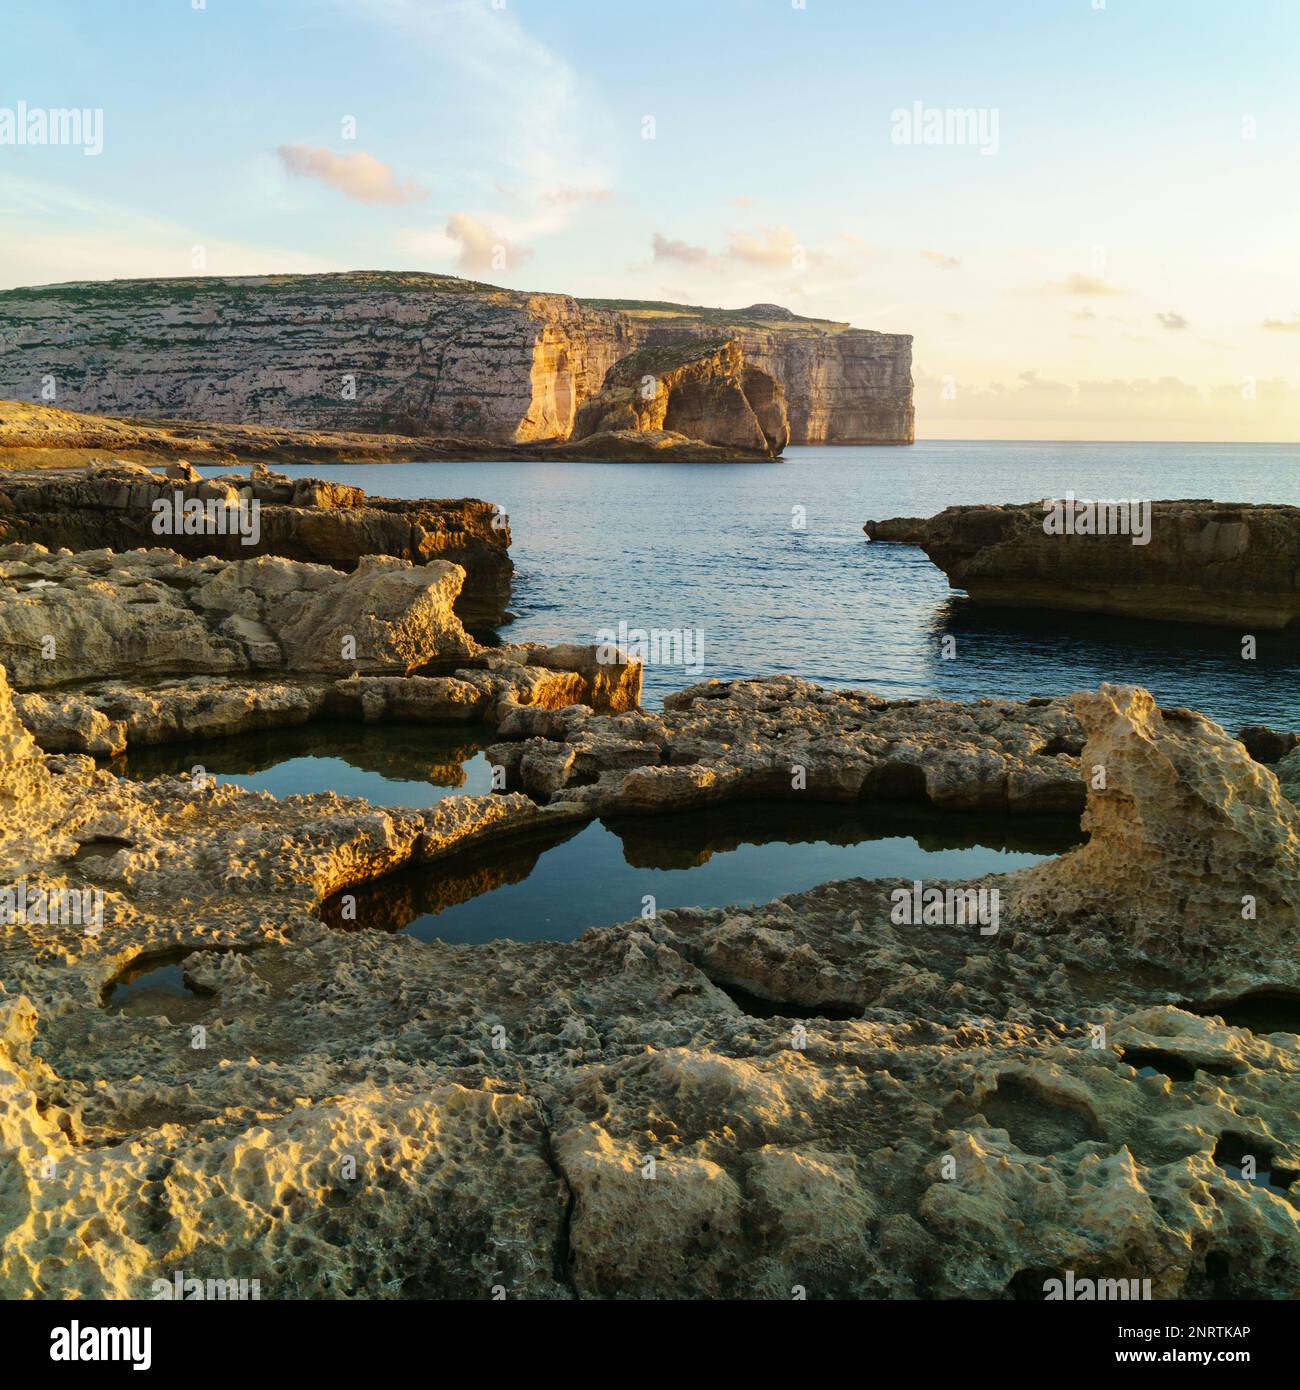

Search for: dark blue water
xmin=207 ymin=442 xmax=1300 ymax=729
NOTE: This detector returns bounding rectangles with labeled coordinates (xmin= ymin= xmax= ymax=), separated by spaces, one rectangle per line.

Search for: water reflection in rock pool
xmin=105 ymin=722 xmax=494 ymax=808
xmin=108 ymin=728 xmax=1083 ymax=947
xmin=321 ymin=801 xmax=1083 ymax=944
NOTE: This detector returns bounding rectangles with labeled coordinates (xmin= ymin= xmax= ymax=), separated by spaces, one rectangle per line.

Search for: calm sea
xmin=206 ymin=441 xmax=1300 ymax=731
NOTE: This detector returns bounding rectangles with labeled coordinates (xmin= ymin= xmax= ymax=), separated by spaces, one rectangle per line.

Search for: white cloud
xmin=276 ymin=144 xmax=428 ymax=205
xmin=726 ymin=225 xmax=825 ymax=269
xmin=444 ymin=212 xmax=532 ymax=273
xmin=1029 ymin=273 xmax=1131 ymax=297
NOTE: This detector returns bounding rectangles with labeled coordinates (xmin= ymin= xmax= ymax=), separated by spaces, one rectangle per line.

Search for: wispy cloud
xmin=920 ymin=248 xmax=960 ymax=270
xmin=1031 ymin=273 xmax=1131 ymax=297
xmin=1262 ymin=313 xmax=1300 ymax=332
xmin=276 ymin=144 xmax=428 ymax=205
xmin=540 ymin=185 xmax=613 ymax=207
xmin=652 ymin=233 xmax=712 ymax=265
xmin=916 ymin=364 xmax=1300 ymax=440
xmin=650 ymin=225 xmax=839 ymax=275
xmin=1156 ymin=310 xmax=1188 ymax=330
xmin=354 ymin=0 xmax=612 ymax=269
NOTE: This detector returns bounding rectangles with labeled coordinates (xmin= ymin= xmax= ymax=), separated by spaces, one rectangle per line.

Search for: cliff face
xmin=570 ymin=338 xmax=789 ymax=456
xmin=0 ymin=273 xmax=912 ymax=445
xmin=625 ymin=317 xmax=913 ymax=444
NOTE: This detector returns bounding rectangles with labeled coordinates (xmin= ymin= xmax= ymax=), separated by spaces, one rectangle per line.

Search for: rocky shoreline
xmin=0 ymin=399 xmax=783 ymax=468
xmin=2 ymin=659 xmax=1297 ymax=1298
xmin=1 ymin=466 xmax=1297 ymax=1301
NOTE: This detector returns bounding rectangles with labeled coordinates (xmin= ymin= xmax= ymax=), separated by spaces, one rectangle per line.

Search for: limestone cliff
xmin=0 ymin=273 xmax=913 ymax=445
xmin=570 ymin=338 xmax=789 ymax=456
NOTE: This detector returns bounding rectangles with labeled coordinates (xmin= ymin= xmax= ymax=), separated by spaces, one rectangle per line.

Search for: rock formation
xmin=0 ymin=272 xmax=913 ymax=446
xmin=0 ymin=459 xmax=513 ymax=628
xmin=1009 ymin=684 xmax=1300 ymax=978
xmin=0 ymin=662 xmax=1295 ymax=1298
xmin=865 ymin=500 xmax=1300 ymax=627
xmin=487 ymin=676 xmax=1087 ymax=816
xmin=14 ymin=651 xmax=644 ymax=758
xmin=0 ymin=545 xmax=478 ymax=689
xmin=570 ymin=339 xmax=789 ymax=457
xmin=0 ymin=399 xmax=785 ymax=468
xmin=1237 ymin=724 xmax=1300 ymax=765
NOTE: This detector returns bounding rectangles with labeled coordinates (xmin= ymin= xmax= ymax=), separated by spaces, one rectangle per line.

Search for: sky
xmin=2 ymin=0 xmax=1298 ymax=441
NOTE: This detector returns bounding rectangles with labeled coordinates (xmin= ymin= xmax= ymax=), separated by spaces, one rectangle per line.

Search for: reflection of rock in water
xmin=606 ymin=801 xmax=1083 ymax=871
xmin=101 ymin=944 xmax=258 ymax=1022
xmin=320 ymin=824 xmax=584 ymax=933
xmin=107 ymin=721 xmax=486 ymax=788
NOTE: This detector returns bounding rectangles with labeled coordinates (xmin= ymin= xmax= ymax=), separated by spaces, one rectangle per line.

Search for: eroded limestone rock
xmin=0 ymin=459 xmax=513 ymax=627
xmin=1009 ymin=684 xmax=1300 ymax=980
xmin=866 ymin=500 xmax=1300 ymax=627
xmin=489 ymin=676 xmax=1086 ymax=816
xmin=571 ymin=339 xmax=789 ymax=456
xmin=12 ymin=642 xmax=643 ymax=757
xmin=0 ymin=545 xmax=476 ymax=690
xmin=1 ymin=667 xmax=1296 ymax=1299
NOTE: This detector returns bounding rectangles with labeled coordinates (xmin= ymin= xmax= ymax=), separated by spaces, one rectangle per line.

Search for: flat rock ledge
xmin=1 ymin=661 xmax=1297 ymax=1299
xmin=2 ymin=542 xmax=640 ymax=754
xmin=488 ymin=675 xmax=1088 ymax=816
xmin=865 ymin=500 xmax=1300 ymax=627
xmin=16 ymin=650 xmax=642 ymax=758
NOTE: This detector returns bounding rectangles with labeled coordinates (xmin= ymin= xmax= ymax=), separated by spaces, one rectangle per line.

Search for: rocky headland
xmin=0 ymin=272 xmax=915 ymax=454
xmin=866 ymin=500 xmax=1300 ymax=627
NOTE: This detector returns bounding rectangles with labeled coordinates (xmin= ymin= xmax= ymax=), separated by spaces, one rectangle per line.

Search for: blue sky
xmin=3 ymin=0 xmax=1298 ymax=439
